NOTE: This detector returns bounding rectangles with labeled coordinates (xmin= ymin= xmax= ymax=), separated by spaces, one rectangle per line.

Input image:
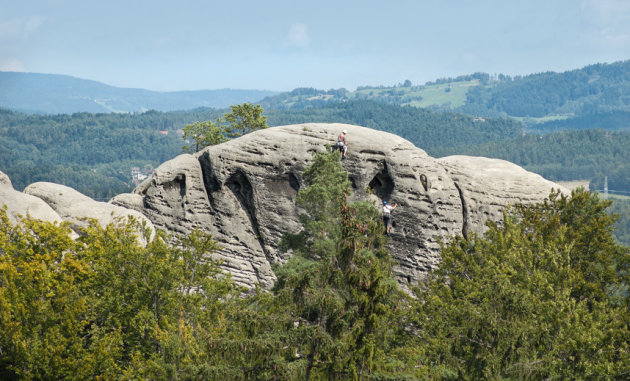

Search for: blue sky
xmin=1 ymin=0 xmax=630 ymax=91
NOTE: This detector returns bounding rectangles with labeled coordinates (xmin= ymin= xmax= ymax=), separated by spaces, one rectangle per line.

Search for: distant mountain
xmin=260 ymin=60 xmax=630 ymax=132
xmin=0 ymin=72 xmax=279 ymax=114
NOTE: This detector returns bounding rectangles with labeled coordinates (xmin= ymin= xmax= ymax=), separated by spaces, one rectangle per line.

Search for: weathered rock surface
xmin=0 ymin=170 xmax=12 ymax=188
xmin=23 ymin=182 xmax=155 ymax=240
xmin=0 ymin=174 xmax=64 ymax=225
xmin=437 ymin=155 xmax=566 ymax=238
xmin=107 ymin=123 xmax=566 ymax=289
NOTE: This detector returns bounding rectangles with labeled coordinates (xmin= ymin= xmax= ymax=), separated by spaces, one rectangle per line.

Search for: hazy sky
xmin=1 ymin=0 xmax=629 ymax=91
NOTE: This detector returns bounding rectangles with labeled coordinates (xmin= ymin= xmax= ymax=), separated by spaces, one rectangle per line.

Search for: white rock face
xmin=109 ymin=123 xmax=565 ymax=289
xmin=0 ymin=184 xmax=64 ymax=225
xmin=24 ymin=182 xmax=155 ymax=239
xmin=0 ymin=124 xmax=566 ymax=290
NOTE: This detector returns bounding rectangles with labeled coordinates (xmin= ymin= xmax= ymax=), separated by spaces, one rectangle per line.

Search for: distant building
xmin=159 ymin=130 xmax=169 ymax=135
xmin=131 ymin=167 xmax=151 ymax=185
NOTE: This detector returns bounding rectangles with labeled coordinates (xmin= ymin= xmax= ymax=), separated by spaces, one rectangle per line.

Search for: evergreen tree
xmin=275 ymin=150 xmax=420 ymax=379
xmin=414 ymin=189 xmax=630 ymax=379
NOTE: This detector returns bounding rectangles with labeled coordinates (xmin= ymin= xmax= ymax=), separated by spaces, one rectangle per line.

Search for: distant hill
xmin=3 ymin=59 xmax=630 ymax=129
xmin=260 ymin=60 xmax=630 ymax=132
xmin=0 ymin=72 xmax=279 ymax=114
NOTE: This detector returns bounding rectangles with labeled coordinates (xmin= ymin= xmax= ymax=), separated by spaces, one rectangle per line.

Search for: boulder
xmin=24 ymin=182 xmax=155 ymax=240
xmin=0 ymin=170 xmax=12 ymax=188
xmin=111 ymin=123 xmax=565 ymax=289
xmin=0 ymin=185 xmax=65 ymax=225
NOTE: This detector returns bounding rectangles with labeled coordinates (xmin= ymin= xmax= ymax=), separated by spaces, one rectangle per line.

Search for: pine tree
xmin=275 ymin=149 xmax=418 ymax=380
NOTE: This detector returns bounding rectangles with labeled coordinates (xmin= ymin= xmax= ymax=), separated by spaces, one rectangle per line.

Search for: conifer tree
xmin=414 ymin=189 xmax=630 ymax=379
xmin=275 ymin=150 xmax=418 ymax=380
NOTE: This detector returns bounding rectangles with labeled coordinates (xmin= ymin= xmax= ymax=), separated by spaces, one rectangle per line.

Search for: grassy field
xmin=350 ymin=80 xmax=479 ymax=109
xmin=408 ymin=80 xmax=479 ymax=108
xmin=513 ymin=114 xmax=571 ymax=124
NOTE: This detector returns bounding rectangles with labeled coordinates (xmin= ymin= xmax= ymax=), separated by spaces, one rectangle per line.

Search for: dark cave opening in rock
xmin=287 ymin=172 xmax=300 ymax=193
xmin=164 ymin=174 xmax=186 ymax=199
xmin=225 ymin=170 xmax=271 ymax=262
xmin=368 ymin=167 xmax=394 ymax=201
xmin=226 ymin=170 xmax=254 ymax=213
xmin=349 ymin=175 xmax=359 ymax=190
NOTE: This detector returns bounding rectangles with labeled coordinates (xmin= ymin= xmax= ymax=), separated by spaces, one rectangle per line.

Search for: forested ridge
xmin=0 ymin=71 xmax=278 ymax=114
xmin=445 ymin=129 xmax=630 ymax=192
xmin=461 ymin=60 xmax=630 ymax=118
xmin=0 ymin=108 xmax=222 ymax=199
xmin=259 ymin=60 xmax=630 ymax=124
xmin=1 ymin=151 xmax=628 ymax=379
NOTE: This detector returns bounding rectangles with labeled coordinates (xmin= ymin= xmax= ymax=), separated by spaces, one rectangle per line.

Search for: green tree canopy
xmin=414 ymin=189 xmax=630 ymax=379
xmin=181 ymin=103 xmax=268 ymax=153
xmin=274 ymin=150 xmax=420 ymax=379
xmin=224 ymin=102 xmax=268 ymax=137
xmin=182 ymin=120 xmax=229 ymax=153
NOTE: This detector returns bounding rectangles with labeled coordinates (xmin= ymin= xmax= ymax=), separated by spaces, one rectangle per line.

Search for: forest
xmin=1 ymin=151 xmax=628 ymax=379
xmin=2 ymin=99 xmax=630 ymax=243
xmin=460 ymin=61 xmax=630 ymax=118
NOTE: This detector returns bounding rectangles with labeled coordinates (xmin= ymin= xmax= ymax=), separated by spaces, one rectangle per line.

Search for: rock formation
xmin=1 ymin=124 xmax=566 ymax=289
xmin=0 ymin=170 xmax=64 ymax=225
xmin=109 ymin=123 xmax=565 ymax=289
xmin=23 ymin=182 xmax=155 ymax=241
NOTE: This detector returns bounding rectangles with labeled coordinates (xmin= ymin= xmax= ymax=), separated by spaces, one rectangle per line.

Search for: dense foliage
xmin=2 ymin=155 xmax=629 ymax=379
xmin=266 ymin=101 xmax=522 ymax=151
xmin=608 ymin=196 xmax=630 ymax=247
xmin=415 ymin=190 xmax=630 ymax=379
xmin=181 ymin=103 xmax=268 ymax=153
xmin=274 ymin=150 xmax=418 ymax=378
xmin=0 ymin=108 xmax=224 ymax=198
xmin=530 ymin=111 xmax=630 ymax=133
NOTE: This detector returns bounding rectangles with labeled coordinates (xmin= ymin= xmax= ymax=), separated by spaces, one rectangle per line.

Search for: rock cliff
xmin=1 ymin=124 xmax=566 ymax=289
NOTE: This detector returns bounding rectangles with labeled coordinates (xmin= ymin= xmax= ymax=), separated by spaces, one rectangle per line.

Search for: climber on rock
xmin=336 ymin=129 xmax=348 ymax=159
xmin=382 ymin=200 xmax=397 ymax=235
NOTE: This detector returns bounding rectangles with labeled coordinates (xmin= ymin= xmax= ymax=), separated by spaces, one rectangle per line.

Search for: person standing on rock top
xmin=382 ymin=200 xmax=397 ymax=235
xmin=336 ymin=129 xmax=348 ymax=159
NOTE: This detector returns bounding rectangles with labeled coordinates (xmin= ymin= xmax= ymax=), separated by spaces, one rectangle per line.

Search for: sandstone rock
xmin=0 ymin=184 xmax=65 ymax=225
xmin=111 ymin=123 xmax=563 ymax=290
xmin=24 ymin=182 xmax=155 ymax=240
xmin=437 ymin=155 xmax=568 ymax=238
xmin=108 ymin=192 xmax=145 ymax=213
xmin=0 ymin=170 xmax=12 ymax=188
